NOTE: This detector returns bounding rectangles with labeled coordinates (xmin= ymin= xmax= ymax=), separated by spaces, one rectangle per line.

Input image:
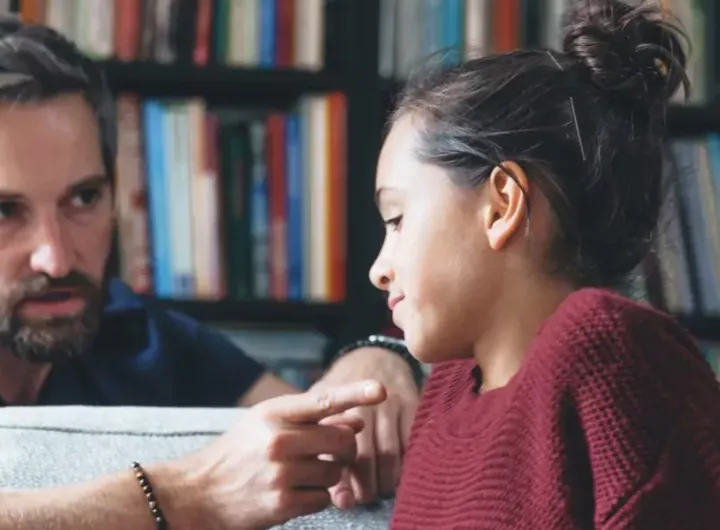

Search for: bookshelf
xmin=19 ymin=0 xmax=720 ymax=351
xmin=666 ymin=105 xmax=720 ymax=138
xmin=94 ymin=1 xmax=390 ymax=351
xmin=677 ymin=315 xmax=720 ymax=342
xmin=151 ymin=298 xmax=344 ymax=336
xmin=101 ymin=60 xmax=345 ymax=103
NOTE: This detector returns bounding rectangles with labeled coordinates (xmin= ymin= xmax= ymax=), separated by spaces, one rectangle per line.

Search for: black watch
xmin=336 ymin=334 xmax=425 ymax=389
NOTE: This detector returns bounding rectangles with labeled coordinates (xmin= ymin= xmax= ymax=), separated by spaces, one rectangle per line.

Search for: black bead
xmin=132 ymin=462 xmax=166 ymax=529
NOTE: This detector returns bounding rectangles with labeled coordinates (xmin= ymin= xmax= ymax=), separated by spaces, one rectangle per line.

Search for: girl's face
xmin=370 ymin=115 xmax=506 ymax=363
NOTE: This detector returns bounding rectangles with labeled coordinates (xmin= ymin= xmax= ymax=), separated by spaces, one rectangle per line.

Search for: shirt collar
xmin=92 ymin=278 xmax=150 ymax=354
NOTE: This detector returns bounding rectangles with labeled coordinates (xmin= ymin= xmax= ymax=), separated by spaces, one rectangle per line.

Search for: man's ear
xmin=482 ymin=161 xmax=529 ymax=251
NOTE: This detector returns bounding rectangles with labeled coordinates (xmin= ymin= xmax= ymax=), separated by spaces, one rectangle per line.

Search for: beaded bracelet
xmin=336 ymin=334 xmax=426 ymax=389
xmin=131 ymin=462 xmax=168 ymax=530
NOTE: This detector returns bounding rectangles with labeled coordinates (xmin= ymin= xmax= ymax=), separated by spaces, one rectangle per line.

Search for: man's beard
xmin=0 ymin=271 xmax=105 ymax=363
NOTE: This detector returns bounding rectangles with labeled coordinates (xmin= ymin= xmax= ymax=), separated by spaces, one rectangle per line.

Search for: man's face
xmin=0 ymin=93 xmax=113 ymax=362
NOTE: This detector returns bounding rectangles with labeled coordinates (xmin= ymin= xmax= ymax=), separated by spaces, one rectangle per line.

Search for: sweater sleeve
xmin=570 ymin=304 xmax=720 ymax=529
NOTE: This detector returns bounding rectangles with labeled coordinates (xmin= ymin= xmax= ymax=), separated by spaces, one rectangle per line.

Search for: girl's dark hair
xmin=392 ymin=0 xmax=690 ymax=288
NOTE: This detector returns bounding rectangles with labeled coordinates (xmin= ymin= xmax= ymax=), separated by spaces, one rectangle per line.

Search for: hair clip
xmin=0 ymin=72 xmax=32 ymax=88
xmin=546 ymin=50 xmax=587 ymax=162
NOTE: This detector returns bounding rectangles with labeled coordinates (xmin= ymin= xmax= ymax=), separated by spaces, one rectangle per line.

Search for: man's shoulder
xmin=98 ymin=278 xmax=231 ymax=361
xmin=92 ymin=279 xmax=265 ymax=406
xmin=103 ymin=278 xmax=148 ymax=314
xmin=103 ymin=278 xmax=201 ymax=337
xmin=102 ymin=278 xmax=262 ymax=365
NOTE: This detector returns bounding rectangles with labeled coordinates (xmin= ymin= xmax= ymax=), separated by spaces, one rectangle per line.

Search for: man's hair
xmin=0 ymin=15 xmax=116 ymax=179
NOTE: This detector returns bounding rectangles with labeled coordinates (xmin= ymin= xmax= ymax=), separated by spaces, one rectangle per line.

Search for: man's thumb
xmin=329 ymin=468 xmax=356 ymax=510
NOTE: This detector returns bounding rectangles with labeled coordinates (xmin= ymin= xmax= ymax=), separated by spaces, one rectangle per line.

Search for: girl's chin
xmin=404 ymin=334 xmax=434 ymax=364
xmin=406 ymin=332 xmax=473 ymax=364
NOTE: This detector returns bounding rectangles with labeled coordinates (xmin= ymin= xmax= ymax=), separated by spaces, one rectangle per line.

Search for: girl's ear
xmin=481 ymin=161 xmax=529 ymax=251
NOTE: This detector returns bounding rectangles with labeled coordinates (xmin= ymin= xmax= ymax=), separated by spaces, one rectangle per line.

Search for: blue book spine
xmin=260 ymin=0 xmax=276 ymax=67
xmin=286 ymin=112 xmax=303 ymax=299
xmin=142 ymin=100 xmax=173 ymax=297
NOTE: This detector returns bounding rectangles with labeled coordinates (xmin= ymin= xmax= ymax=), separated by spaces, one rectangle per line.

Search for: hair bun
xmin=561 ymin=0 xmax=689 ymax=107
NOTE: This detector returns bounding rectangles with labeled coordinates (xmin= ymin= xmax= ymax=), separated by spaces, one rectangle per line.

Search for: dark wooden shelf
xmin=152 ymin=298 xmax=344 ymax=333
xmin=99 ymin=60 xmax=345 ymax=105
xmin=675 ymin=314 xmax=720 ymax=342
xmin=667 ymin=104 xmax=720 ymax=137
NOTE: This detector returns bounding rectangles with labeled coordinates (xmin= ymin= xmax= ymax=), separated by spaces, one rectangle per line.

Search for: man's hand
xmin=179 ymin=380 xmax=387 ymax=530
xmin=313 ymin=347 xmax=420 ymax=509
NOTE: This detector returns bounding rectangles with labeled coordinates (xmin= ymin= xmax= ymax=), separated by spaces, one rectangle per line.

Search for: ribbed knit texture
xmin=391 ymin=288 xmax=720 ymax=529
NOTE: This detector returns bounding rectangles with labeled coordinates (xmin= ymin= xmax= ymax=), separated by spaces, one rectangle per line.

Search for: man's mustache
xmin=10 ymin=271 xmax=99 ymax=303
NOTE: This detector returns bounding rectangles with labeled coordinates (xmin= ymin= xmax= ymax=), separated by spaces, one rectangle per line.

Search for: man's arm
xmin=236 ymin=333 xmax=423 ymax=407
xmin=237 ymin=371 xmax=301 ymax=406
xmin=0 ymin=381 xmax=386 ymax=530
xmin=169 ymin=299 xmax=418 ymax=408
xmin=0 ymin=461 xmax=201 ymax=530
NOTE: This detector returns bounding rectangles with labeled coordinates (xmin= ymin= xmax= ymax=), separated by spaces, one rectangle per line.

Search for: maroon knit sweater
xmin=391 ymin=288 xmax=720 ymax=529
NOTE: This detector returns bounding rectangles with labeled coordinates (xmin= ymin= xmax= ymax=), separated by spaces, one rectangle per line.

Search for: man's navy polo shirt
xmin=32 ymin=279 xmax=266 ymax=407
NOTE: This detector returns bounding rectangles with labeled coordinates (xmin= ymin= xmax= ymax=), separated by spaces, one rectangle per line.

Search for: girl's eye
xmin=384 ymin=215 xmax=403 ymax=231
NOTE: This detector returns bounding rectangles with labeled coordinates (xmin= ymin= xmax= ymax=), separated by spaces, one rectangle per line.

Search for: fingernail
xmin=337 ymin=491 xmax=356 ymax=510
xmin=364 ymin=382 xmax=380 ymax=397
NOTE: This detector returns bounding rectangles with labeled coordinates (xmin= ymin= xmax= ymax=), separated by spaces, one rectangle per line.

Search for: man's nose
xmin=29 ymin=217 xmax=73 ymax=278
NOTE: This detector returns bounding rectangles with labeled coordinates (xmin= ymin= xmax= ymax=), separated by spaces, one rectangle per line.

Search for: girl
xmin=370 ymin=0 xmax=720 ymax=528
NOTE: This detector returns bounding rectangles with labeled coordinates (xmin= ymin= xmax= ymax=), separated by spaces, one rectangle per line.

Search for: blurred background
xmin=7 ymin=0 xmax=718 ymax=387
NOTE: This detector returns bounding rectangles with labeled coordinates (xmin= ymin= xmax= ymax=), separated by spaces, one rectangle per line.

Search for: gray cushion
xmin=0 ymin=406 xmax=393 ymax=529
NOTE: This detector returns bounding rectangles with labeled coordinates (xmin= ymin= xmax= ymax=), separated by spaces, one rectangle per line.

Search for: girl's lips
xmin=388 ymin=294 xmax=405 ymax=311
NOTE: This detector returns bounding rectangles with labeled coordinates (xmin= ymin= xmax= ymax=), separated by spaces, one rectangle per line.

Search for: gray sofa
xmin=0 ymin=406 xmax=394 ymax=529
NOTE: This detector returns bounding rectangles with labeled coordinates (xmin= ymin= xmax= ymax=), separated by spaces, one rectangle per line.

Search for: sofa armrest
xmin=0 ymin=406 xmax=394 ymax=529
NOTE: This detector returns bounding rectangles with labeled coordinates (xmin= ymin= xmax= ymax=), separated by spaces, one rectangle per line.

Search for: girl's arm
xmin=571 ymin=305 xmax=720 ymax=529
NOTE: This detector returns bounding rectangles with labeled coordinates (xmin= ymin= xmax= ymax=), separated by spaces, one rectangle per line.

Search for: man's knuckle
xmin=378 ymin=445 xmax=400 ymax=459
xmin=266 ymin=463 xmax=286 ymax=489
xmin=296 ymin=490 xmax=331 ymax=516
xmin=266 ymin=489 xmax=288 ymax=512
xmin=315 ymin=392 xmax=335 ymax=414
xmin=377 ymin=433 xmax=400 ymax=455
xmin=338 ymin=433 xmax=358 ymax=455
xmin=265 ymin=430 xmax=289 ymax=460
xmin=384 ymin=392 xmax=403 ymax=410
xmin=334 ymin=425 xmax=354 ymax=444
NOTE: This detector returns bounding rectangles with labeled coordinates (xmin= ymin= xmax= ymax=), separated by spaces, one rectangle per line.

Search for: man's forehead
xmin=0 ymin=95 xmax=104 ymax=198
xmin=0 ymin=174 xmax=109 ymax=201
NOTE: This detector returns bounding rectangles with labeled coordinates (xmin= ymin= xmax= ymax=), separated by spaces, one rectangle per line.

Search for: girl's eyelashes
xmin=384 ymin=215 xmax=403 ymax=231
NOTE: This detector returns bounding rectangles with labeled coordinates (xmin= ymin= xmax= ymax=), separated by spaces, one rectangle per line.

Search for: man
xmin=0 ymin=18 xmax=420 ymax=530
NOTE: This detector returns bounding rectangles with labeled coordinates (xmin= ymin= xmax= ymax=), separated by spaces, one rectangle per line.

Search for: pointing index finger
xmin=264 ymin=380 xmax=387 ymax=424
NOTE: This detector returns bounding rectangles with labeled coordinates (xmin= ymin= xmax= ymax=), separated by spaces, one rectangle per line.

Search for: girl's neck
xmin=473 ymin=277 xmax=575 ymax=391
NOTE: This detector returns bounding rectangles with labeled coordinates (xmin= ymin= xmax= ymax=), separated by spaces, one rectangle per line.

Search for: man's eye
xmin=0 ymin=201 xmax=20 ymax=220
xmin=384 ymin=215 xmax=403 ymax=231
xmin=70 ymin=188 xmax=101 ymax=208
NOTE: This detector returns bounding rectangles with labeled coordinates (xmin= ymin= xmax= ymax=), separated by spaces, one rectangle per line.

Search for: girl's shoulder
xmin=541 ymin=288 xmax=697 ymax=353
xmin=529 ymin=287 xmax=709 ymax=394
